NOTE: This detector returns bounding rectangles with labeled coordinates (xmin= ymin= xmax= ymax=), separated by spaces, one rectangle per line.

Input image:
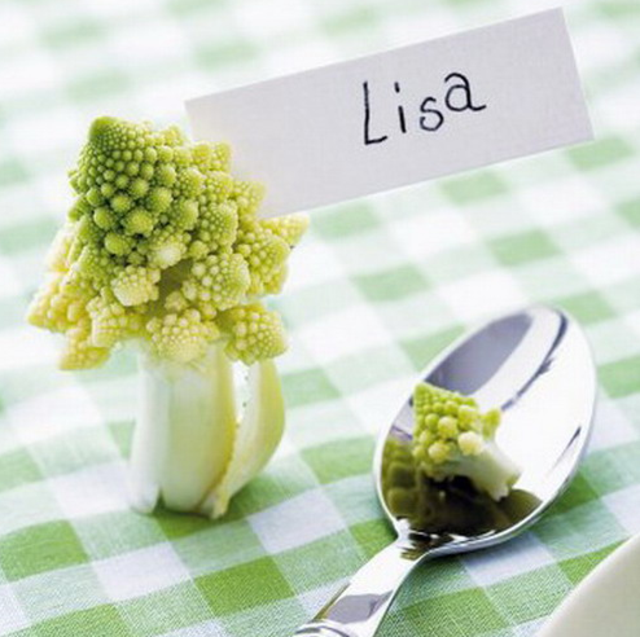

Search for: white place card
xmin=186 ymin=9 xmax=593 ymax=217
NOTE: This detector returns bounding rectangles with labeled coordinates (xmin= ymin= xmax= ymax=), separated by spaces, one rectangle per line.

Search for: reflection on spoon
xmin=381 ymin=436 xmax=540 ymax=541
xmin=294 ymin=306 xmax=596 ymax=637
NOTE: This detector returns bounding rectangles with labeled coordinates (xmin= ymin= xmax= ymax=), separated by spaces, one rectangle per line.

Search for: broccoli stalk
xmin=412 ymin=382 xmax=520 ymax=500
xmin=27 ymin=116 xmax=307 ymax=517
xmin=202 ymin=354 xmax=284 ymax=518
xmin=131 ymin=342 xmax=284 ymax=516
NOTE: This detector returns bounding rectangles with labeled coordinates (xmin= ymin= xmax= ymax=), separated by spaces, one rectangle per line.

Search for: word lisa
xmin=362 ymin=72 xmax=487 ymax=145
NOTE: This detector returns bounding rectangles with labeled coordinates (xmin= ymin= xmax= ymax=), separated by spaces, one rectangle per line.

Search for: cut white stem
xmin=455 ymin=440 xmax=521 ymax=501
xmin=200 ymin=358 xmax=284 ymax=518
xmin=129 ymin=342 xmax=284 ymax=518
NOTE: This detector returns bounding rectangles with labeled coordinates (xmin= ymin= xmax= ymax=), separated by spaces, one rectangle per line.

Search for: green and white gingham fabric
xmin=1 ymin=0 xmax=639 ymax=635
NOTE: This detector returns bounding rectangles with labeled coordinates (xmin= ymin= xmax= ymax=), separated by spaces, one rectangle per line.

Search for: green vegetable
xmin=381 ymin=437 xmax=535 ymax=534
xmin=27 ymin=116 xmax=308 ymax=517
xmin=412 ymin=382 xmax=520 ymax=500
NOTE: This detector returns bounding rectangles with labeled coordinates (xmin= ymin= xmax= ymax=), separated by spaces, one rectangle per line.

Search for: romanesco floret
xmin=381 ymin=436 xmax=533 ymax=534
xmin=27 ymin=116 xmax=309 ymax=520
xmin=27 ymin=116 xmax=308 ymax=369
xmin=412 ymin=382 xmax=520 ymax=500
xmin=218 ymin=303 xmax=287 ymax=365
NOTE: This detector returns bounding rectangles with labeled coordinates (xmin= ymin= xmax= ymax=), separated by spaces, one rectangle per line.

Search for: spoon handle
xmin=293 ymin=538 xmax=425 ymax=637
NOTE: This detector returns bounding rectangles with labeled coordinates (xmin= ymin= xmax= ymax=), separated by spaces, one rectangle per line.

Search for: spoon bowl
xmin=295 ymin=306 xmax=596 ymax=637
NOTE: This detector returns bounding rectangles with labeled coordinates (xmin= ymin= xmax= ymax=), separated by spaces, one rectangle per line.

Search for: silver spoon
xmin=294 ymin=305 xmax=596 ymax=637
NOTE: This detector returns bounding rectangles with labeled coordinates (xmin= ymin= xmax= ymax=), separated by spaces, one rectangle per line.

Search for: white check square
xmin=439 ymin=270 xmax=527 ymax=324
xmin=0 ymin=585 xmax=30 ymax=633
xmin=249 ymin=489 xmax=344 ymax=554
xmin=604 ymin=484 xmax=640 ymax=535
xmin=463 ymin=532 xmax=556 ymax=587
xmin=49 ymin=461 xmax=128 ymax=519
xmin=94 ymin=543 xmax=191 ymax=602
xmin=10 ymin=383 xmax=103 ymax=445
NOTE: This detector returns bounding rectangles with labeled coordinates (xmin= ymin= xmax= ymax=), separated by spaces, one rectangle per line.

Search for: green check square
xmin=74 ymin=511 xmax=166 ymax=560
xmin=559 ymin=541 xmax=621 ymax=585
xmin=600 ymin=354 xmax=640 ymax=398
xmin=67 ymin=69 xmax=130 ymax=102
xmin=0 ymin=218 xmax=58 ymax=256
xmin=323 ymin=5 xmax=379 ymax=36
xmin=355 ymin=265 xmax=428 ymax=302
xmin=567 ymin=136 xmax=634 ymax=170
xmin=439 ymin=170 xmax=507 ymax=205
xmin=313 ymin=202 xmax=379 ymax=240
xmin=196 ymin=40 xmax=257 ymax=70
xmin=390 ymin=587 xmax=507 ymax=636
xmin=0 ymin=521 xmax=89 ymax=581
xmin=41 ymin=17 xmax=104 ymax=49
xmin=0 ymin=158 xmax=28 ymax=186
xmin=282 ymin=368 xmax=340 ymax=407
xmin=154 ymin=507 xmax=217 ymax=540
xmin=598 ymin=1 xmax=640 ymax=17
xmin=196 ymin=556 xmax=294 ymax=615
xmin=557 ymin=291 xmax=615 ymax=324
xmin=617 ymin=196 xmax=640 ymax=227
xmin=350 ymin=519 xmax=395 ymax=559
xmin=547 ymin=472 xmax=599 ymax=516
xmin=490 ymin=229 xmax=559 ymax=266
xmin=34 ymin=605 xmax=131 ymax=637
xmin=302 ymin=437 xmax=374 ymax=484
xmin=486 ymin=564 xmax=571 ymax=624
xmin=401 ymin=325 xmax=464 ymax=371
xmin=0 ymin=448 xmax=41 ymax=494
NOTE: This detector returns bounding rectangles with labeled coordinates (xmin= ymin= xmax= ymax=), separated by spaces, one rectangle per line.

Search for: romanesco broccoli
xmin=412 ymin=382 xmax=520 ymax=500
xmin=28 ymin=116 xmax=307 ymax=369
xmin=381 ymin=436 xmax=532 ymax=534
xmin=27 ymin=116 xmax=308 ymax=518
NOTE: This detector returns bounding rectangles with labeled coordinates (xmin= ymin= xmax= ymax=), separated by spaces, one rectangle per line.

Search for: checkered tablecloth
xmin=1 ymin=0 xmax=639 ymax=635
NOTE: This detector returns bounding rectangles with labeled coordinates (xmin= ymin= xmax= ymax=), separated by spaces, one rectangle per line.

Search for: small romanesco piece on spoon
xmin=412 ymin=382 xmax=521 ymax=500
